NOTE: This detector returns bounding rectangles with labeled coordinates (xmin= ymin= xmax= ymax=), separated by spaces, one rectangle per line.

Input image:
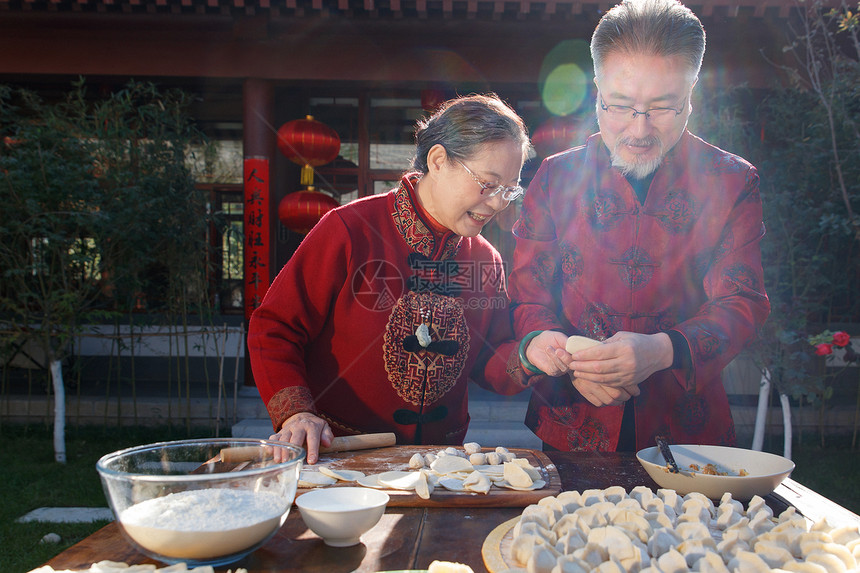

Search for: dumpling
xmin=657 ymin=489 xmax=683 ymax=514
xmin=724 ymin=517 xmax=756 ymax=544
xmin=591 ymin=560 xmax=625 ymax=573
xmin=714 ymin=505 xmax=743 ymax=530
xmin=681 ymin=498 xmax=712 ymax=524
xmin=726 ymin=550 xmax=772 ymax=573
xmin=587 ymin=525 xmax=635 ymax=552
xmin=782 ymin=562 xmax=828 ymax=573
xmin=526 ymin=544 xmax=558 ymax=573
xmin=655 ymin=548 xmax=688 ymax=573
xmin=808 ymin=544 xmax=856 ymax=571
xmin=644 ymin=510 xmax=674 ymax=531
xmin=717 ymin=534 xmax=751 ymax=562
xmin=572 ymin=505 xmax=608 ymax=529
xmin=674 ymin=520 xmax=711 ymax=541
xmin=580 ymin=489 xmax=606 ymax=507
xmin=745 ymin=495 xmax=771 ymax=518
xmin=677 ymin=537 xmax=717 ymax=568
xmin=630 ymin=485 xmax=656 ymax=507
xmin=538 ymin=495 xmax=566 ymax=523
xmin=515 ymin=519 xmax=553 ymax=542
xmin=696 ymin=551 xmax=731 ymax=573
xmin=805 ymin=551 xmax=849 ymax=573
xmin=572 ymin=542 xmax=608 ymax=568
xmin=553 ymin=513 xmax=590 ymax=539
xmin=647 ymin=527 xmax=681 ymax=558
xmin=642 ymin=497 xmax=665 ymax=515
xmin=617 ymin=498 xmax=646 ymax=512
xmin=556 ymin=491 xmax=584 ymax=515
xmin=719 ymin=492 xmax=744 ymax=514
xmin=829 ymin=525 xmax=860 ymax=546
xmin=555 ymin=529 xmax=588 ymax=555
xmin=603 ymin=485 xmax=627 ymax=504
xmin=512 ymin=533 xmax=551 ymax=566
xmin=752 ymin=540 xmax=795 ymax=568
xmin=609 ymin=510 xmax=652 ymax=543
xmin=749 ymin=509 xmax=776 ymax=535
xmin=552 ymin=554 xmax=592 ymax=573
xmin=683 ymin=492 xmax=715 ymax=517
xmin=521 ymin=503 xmax=556 ymax=530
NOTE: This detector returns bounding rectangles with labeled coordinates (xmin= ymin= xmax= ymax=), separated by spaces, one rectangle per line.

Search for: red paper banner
xmin=244 ymin=157 xmax=270 ymax=322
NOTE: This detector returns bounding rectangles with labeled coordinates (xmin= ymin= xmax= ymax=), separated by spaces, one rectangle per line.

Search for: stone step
xmin=464 ymin=421 xmax=541 ymax=450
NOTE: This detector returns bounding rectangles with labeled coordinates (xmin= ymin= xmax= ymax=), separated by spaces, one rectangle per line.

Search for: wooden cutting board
xmin=296 ymin=445 xmax=561 ymax=508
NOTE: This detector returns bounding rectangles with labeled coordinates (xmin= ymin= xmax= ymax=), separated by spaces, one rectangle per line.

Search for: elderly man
xmin=510 ymin=0 xmax=770 ymax=452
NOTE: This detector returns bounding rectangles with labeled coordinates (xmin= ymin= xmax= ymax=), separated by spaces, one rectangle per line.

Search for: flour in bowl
xmin=120 ymin=488 xmax=288 ymax=560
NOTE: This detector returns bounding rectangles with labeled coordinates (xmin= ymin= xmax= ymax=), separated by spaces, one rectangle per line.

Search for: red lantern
xmin=276 ymin=116 xmax=341 ymax=186
xmin=277 ymin=186 xmax=340 ymax=234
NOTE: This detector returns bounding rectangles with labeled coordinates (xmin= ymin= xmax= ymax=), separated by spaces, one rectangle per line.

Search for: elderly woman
xmin=249 ymin=94 xmax=533 ymax=463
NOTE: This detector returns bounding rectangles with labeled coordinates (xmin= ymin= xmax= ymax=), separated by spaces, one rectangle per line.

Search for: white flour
xmin=120 ymin=488 xmax=288 ymax=560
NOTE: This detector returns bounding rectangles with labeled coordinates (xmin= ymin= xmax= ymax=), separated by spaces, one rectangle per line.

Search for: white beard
xmin=610 ymin=135 xmax=665 ymax=179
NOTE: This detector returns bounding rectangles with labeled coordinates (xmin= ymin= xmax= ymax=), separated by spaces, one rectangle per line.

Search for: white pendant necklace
xmin=416 ymin=308 xmax=432 ymax=348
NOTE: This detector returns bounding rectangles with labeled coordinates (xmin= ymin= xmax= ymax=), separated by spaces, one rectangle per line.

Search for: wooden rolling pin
xmin=219 ymin=432 xmax=396 ymax=463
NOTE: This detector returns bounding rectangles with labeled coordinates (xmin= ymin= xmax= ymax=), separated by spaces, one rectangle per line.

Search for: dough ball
xmin=469 ymin=452 xmax=487 ymax=465
xmin=565 ymin=335 xmax=601 ymax=354
xmin=463 ymin=442 xmax=481 ymax=455
xmin=408 ymin=452 xmax=425 ymax=469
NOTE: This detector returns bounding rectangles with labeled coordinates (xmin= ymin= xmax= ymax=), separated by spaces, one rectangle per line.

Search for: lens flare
xmin=538 ymin=39 xmax=593 ymax=117
xmin=542 ymin=64 xmax=588 ymax=116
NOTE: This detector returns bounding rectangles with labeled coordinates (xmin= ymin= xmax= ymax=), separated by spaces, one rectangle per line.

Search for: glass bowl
xmin=96 ymin=438 xmax=304 ymax=567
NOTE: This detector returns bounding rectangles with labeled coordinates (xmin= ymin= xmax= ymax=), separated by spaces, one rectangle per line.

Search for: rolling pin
xmin=219 ymin=432 xmax=396 ymax=463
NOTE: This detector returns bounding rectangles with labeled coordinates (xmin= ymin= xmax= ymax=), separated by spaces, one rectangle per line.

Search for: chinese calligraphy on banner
xmin=244 ymin=157 xmax=270 ymax=322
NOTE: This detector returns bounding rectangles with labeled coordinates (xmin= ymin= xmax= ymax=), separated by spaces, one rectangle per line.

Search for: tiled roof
xmin=0 ymin=0 xmax=835 ymax=19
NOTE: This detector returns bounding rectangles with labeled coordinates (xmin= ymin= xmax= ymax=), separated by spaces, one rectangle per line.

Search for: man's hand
xmin=270 ymin=411 xmax=333 ymax=464
xmin=567 ymin=331 xmax=673 ymax=388
xmin=572 ymin=377 xmax=639 ymax=407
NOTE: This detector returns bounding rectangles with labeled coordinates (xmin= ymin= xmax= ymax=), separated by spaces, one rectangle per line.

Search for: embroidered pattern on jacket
xmin=382 ymin=291 xmax=470 ymax=406
xmin=267 ymin=386 xmax=316 ymax=429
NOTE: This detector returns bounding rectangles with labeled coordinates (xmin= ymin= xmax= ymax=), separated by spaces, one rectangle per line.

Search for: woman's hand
xmin=269 ymin=411 xmax=333 ymax=464
xmin=524 ymin=330 xmax=572 ymax=376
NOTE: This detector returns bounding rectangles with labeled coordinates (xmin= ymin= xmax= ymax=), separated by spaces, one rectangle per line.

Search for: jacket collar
xmin=391 ymin=174 xmax=461 ymax=260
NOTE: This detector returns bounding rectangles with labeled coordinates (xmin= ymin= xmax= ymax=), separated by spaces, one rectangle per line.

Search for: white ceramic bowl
xmin=296 ymin=486 xmax=389 ymax=547
xmin=96 ymin=438 xmax=304 ymax=567
xmin=637 ymin=444 xmax=795 ymax=500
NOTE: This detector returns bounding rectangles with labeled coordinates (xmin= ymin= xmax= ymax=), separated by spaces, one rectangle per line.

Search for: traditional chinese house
xmin=0 ymin=0 xmax=830 ymax=396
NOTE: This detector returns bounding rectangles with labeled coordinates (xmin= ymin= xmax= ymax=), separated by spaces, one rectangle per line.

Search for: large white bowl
xmin=97 ymin=438 xmax=304 ymax=567
xmin=296 ymin=486 xmax=389 ymax=547
xmin=636 ymin=444 xmax=795 ymax=500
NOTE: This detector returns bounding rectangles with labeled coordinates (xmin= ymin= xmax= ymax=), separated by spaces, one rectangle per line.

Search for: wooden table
xmin=43 ymin=451 xmax=860 ymax=573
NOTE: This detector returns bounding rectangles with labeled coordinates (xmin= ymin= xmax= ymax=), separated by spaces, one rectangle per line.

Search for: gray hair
xmin=591 ymin=0 xmax=706 ymax=82
xmin=411 ymin=93 xmax=531 ymax=173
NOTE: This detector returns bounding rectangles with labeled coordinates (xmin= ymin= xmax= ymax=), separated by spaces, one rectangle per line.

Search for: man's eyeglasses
xmin=599 ymin=95 xmax=686 ymax=124
xmin=455 ymin=159 xmax=524 ymax=202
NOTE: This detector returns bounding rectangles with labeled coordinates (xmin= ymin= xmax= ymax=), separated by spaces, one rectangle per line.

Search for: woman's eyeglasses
xmin=455 ymin=159 xmax=524 ymax=202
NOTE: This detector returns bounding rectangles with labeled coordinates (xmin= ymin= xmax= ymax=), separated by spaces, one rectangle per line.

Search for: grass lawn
xmin=0 ymin=424 xmax=213 ymax=573
xmin=1 ymin=425 xmax=859 ymax=573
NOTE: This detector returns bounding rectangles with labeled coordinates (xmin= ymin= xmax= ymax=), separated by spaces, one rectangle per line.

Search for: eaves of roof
xmin=0 ymin=0 xmax=840 ymax=20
